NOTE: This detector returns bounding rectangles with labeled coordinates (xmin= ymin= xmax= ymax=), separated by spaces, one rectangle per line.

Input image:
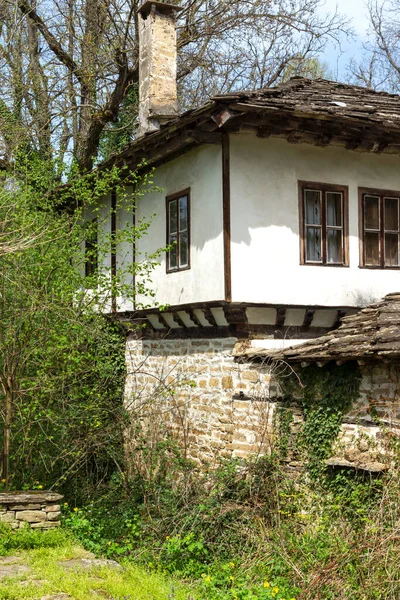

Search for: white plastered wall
xmin=230 ymin=134 xmax=400 ymax=307
xmin=135 ymin=144 xmax=224 ymax=306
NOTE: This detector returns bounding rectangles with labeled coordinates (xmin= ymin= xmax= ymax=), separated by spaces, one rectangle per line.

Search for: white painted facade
xmin=135 ymin=143 xmax=224 ymax=307
xmin=97 ymin=132 xmax=400 ymax=312
xmin=230 ymin=134 xmax=400 ymax=308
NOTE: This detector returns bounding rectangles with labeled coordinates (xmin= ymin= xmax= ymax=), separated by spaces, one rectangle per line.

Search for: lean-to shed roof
xmin=240 ymin=293 xmax=400 ymax=364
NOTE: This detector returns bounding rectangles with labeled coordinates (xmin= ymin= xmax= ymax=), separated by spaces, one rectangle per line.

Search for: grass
xmin=0 ymin=528 xmax=197 ymax=600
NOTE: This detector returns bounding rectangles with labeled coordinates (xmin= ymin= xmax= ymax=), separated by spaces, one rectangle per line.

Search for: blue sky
xmin=319 ymin=0 xmax=370 ymax=80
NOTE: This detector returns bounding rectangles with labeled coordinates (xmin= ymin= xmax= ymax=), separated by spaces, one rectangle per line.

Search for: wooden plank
xmin=222 ymin=134 xmax=232 ymax=303
xmin=303 ymin=309 xmax=315 ymax=327
xmin=275 ymin=308 xmax=286 ymax=327
xmin=203 ymin=308 xmax=218 ymax=327
xmin=186 ymin=309 xmax=203 ymax=328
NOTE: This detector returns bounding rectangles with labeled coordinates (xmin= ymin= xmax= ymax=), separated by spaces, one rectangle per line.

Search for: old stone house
xmin=90 ymin=1 xmax=400 ymax=464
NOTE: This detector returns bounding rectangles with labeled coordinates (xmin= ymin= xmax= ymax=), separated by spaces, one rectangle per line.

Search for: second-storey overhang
xmin=101 ymin=77 xmax=400 ymax=173
xmin=118 ymin=300 xmax=359 ymax=341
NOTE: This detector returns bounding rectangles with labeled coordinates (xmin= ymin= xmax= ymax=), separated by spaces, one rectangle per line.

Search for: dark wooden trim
xmin=157 ymin=313 xmax=172 ymax=329
xmin=132 ymin=190 xmax=136 ymax=311
xmin=111 ymin=188 xmax=117 ymax=313
xmin=303 ymin=309 xmax=315 ymax=327
xmin=298 ymin=180 xmax=349 ymax=267
xmin=166 ymin=188 xmax=191 ymax=273
xmin=203 ymin=307 xmax=218 ymax=327
xmin=223 ymin=305 xmax=247 ymax=325
xmin=333 ymin=309 xmax=347 ymax=329
xmin=172 ymin=312 xmax=187 ymax=328
xmin=359 ymin=186 xmax=400 ymax=270
xmin=186 ymin=309 xmax=203 ymax=328
xmin=118 ymin=299 xmax=358 ymax=320
xmin=276 ymin=308 xmax=287 ymax=327
xmin=222 ymin=133 xmax=232 ymax=302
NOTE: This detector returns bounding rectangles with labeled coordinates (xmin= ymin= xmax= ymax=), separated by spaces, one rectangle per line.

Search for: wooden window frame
xmin=299 ymin=181 xmax=349 ymax=267
xmin=359 ymin=187 xmax=400 ymax=269
xmin=166 ymin=189 xmax=191 ymax=273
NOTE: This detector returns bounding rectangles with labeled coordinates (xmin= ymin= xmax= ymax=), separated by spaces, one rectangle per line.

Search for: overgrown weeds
xmin=62 ymin=434 xmax=400 ymax=600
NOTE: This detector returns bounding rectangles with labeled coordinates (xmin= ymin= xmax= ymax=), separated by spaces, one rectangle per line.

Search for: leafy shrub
xmin=0 ymin=523 xmax=70 ymax=554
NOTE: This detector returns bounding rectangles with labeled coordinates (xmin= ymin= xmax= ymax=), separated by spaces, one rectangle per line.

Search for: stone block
xmin=47 ymin=511 xmax=61 ymax=521
xmin=241 ymin=370 xmax=259 ymax=383
xmin=1 ymin=511 xmax=15 ymax=522
xmin=46 ymin=504 xmax=61 ymax=512
xmin=222 ymin=376 xmax=233 ymax=389
xmin=209 ymin=377 xmax=220 ymax=387
xmin=31 ymin=521 xmax=60 ymax=529
xmin=8 ymin=504 xmax=41 ymax=511
xmin=16 ymin=510 xmax=46 ymax=523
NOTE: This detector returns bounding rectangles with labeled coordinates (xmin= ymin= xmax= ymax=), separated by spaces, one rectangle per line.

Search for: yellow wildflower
xmin=263 ymin=581 xmax=270 ymax=588
xmin=205 ymin=576 xmax=211 ymax=583
xmin=229 ymin=576 xmax=234 ymax=581
xmin=229 ymin=562 xmax=235 ymax=568
xmin=201 ymin=574 xmax=206 ymax=578
xmin=273 ymin=587 xmax=279 ymax=595
xmin=1 ymin=479 xmax=6 ymax=483
xmin=73 ymin=507 xmax=79 ymax=512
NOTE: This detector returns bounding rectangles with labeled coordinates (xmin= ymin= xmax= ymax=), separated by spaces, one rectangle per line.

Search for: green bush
xmin=0 ymin=523 xmax=70 ymax=554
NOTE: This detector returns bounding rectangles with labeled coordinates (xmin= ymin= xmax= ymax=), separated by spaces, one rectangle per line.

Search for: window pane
xmin=326 ymin=193 xmax=342 ymax=227
xmin=306 ymin=226 xmax=322 ymax=262
xmin=364 ymin=196 xmax=379 ymax=230
xmin=327 ymin=229 xmax=342 ymax=263
xmin=179 ymin=196 xmax=188 ymax=231
xmin=179 ymin=231 xmax=188 ymax=267
xmin=385 ymin=233 xmax=399 ymax=266
xmin=384 ymin=197 xmax=399 ymax=232
xmin=169 ymin=233 xmax=177 ymax=269
xmin=305 ymin=190 xmax=321 ymax=225
xmin=169 ymin=199 xmax=177 ymax=234
xmin=365 ymin=232 xmax=380 ymax=266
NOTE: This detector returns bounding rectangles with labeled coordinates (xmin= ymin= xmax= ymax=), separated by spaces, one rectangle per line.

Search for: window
xmin=166 ymin=190 xmax=190 ymax=272
xmin=85 ymin=218 xmax=98 ymax=277
xmin=360 ymin=188 xmax=400 ymax=268
xmin=299 ymin=181 xmax=348 ymax=266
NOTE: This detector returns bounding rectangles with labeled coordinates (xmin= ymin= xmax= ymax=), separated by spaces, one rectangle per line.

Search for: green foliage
xmin=98 ymin=84 xmax=138 ymax=161
xmin=279 ymin=363 xmax=361 ymax=478
xmin=0 ymin=158 xmax=164 ymax=499
xmin=0 ymin=523 xmax=69 ymax=554
xmin=62 ymin=493 xmax=142 ymax=558
xmin=161 ymin=532 xmax=208 ymax=577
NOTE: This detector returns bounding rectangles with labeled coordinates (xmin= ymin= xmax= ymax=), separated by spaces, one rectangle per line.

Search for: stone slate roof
xmin=102 ymin=77 xmax=400 ymax=170
xmin=212 ymin=77 xmax=400 ymax=135
xmin=241 ymin=293 xmax=400 ymax=364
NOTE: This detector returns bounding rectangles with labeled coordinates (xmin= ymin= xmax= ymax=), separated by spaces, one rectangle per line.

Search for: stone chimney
xmin=138 ymin=1 xmax=182 ymax=136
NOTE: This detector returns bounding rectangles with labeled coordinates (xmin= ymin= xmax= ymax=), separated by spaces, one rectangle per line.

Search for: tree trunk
xmin=2 ymin=387 xmax=12 ymax=489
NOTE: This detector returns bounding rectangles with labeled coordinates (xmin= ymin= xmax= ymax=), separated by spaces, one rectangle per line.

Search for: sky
xmin=318 ymin=0 xmax=370 ymax=80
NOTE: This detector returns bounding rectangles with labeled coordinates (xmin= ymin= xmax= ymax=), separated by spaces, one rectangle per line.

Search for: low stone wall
xmin=0 ymin=491 xmax=63 ymax=529
xmin=125 ymin=336 xmax=274 ymax=464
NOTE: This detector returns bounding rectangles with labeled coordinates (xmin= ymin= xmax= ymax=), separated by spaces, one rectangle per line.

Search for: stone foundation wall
xmin=0 ymin=491 xmax=63 ymax=529
xmin=125 ymin=335 xmax=400 ymax=469
xmin=125 ymin=336 xmax=275 ymax=464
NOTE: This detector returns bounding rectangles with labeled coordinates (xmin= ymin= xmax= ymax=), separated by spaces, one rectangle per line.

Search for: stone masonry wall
xmin=0 ymin=491 xmax=63 ymax=529
xmin=338 ymin=361 xmax=400 ymax=447
xmin=125 ymin=336 xmax=275 ymax=464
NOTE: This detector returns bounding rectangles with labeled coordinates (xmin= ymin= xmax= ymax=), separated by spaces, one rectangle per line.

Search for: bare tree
xmin=0 ymin=0 xmax=349 ymax=173
xmin=349 ymin=1 xmax=400 ymax=92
